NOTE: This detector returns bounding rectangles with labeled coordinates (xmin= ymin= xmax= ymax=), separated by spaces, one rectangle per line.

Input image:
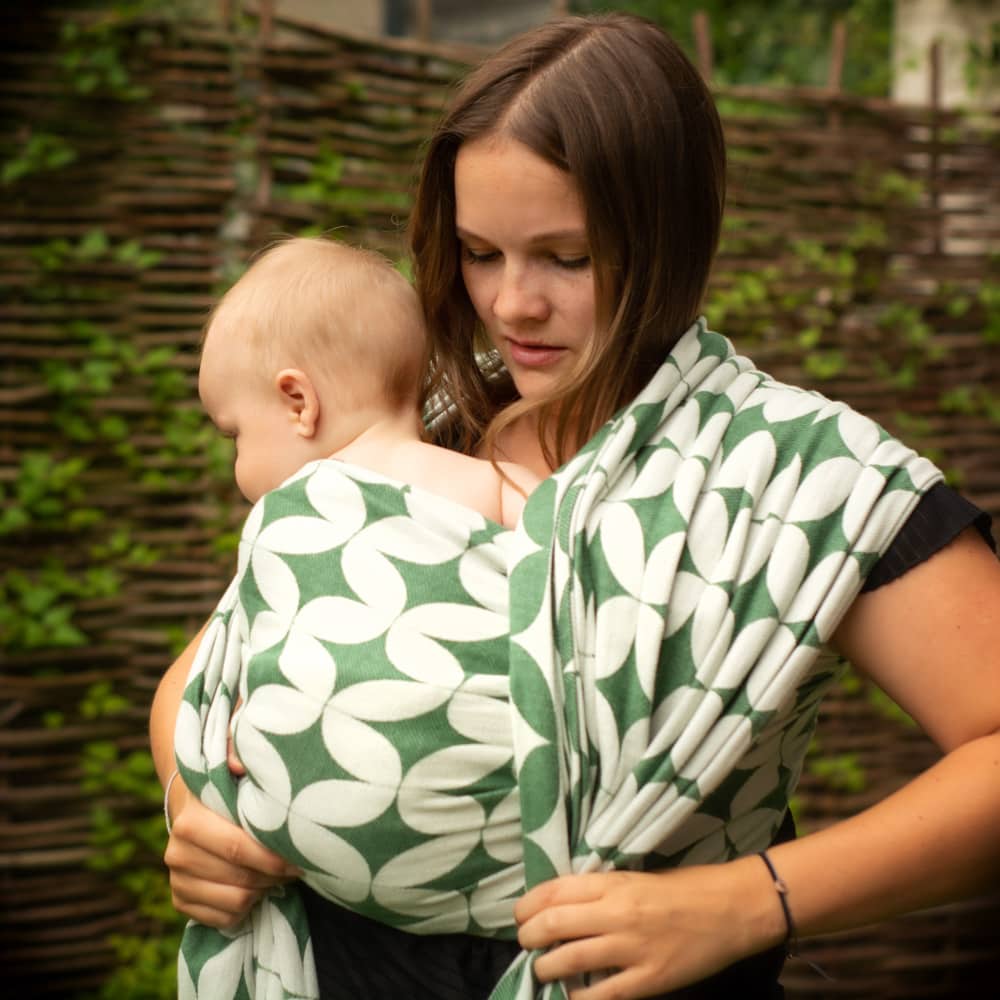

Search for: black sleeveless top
xmin=301 ymin=484 xmax=995 ymax=999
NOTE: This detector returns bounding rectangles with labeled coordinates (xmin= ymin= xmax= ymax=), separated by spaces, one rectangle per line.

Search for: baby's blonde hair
xmin=206 ymin=236 xmax=426 ymax=412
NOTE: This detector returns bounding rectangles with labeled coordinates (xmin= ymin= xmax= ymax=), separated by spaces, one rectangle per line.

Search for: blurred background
xmin=1 ymin=1 xmax=998 ymax=997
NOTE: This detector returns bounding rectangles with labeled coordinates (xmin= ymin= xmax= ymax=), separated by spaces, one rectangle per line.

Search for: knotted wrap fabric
xmin=174 ymin=319 xmax=941 ymax=999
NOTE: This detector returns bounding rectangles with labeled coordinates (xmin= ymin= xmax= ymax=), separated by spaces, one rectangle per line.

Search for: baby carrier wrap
xmin=174 ymin=320 xmax=941 ymax=999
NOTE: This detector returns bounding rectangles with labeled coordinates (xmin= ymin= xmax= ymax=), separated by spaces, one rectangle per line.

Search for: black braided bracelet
xmin=757 ymin=850 xmax=835 ymax=980
xmin=757 ymin=850 xmax=798 ymax=957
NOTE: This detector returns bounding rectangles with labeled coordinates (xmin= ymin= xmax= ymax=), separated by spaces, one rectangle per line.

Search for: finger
xmin=171 ymin=870 xmax=266 ymax=922
xmin=228 ymin=697 xmax=247 ymax=776
xmin=172 ymin=804 xmax=300 ymax=878
xmin=519 ymin=897 xmax=628 ymax=951
xmin=170 ymin=894 xmax=253 ymax=930
xmin=166 ymin=837 xmax=290 ymax=891
xmin=515 ymin=874 xmax=609 ymax=924
xmin=531 ymin=935 xmax=637 ymax=985
xmin=227 ymin=737 xmax=247 ymax=777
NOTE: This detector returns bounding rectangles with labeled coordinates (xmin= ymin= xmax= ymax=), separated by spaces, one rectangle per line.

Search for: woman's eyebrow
xmin=456 ymin=226 xmax=587 ymax=243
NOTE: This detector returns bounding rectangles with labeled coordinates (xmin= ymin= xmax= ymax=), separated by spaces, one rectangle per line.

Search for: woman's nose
xmin=493 ymin=265 xmax=549 ymax=325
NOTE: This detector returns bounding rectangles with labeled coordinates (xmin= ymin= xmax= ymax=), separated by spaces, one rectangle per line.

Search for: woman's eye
xmin=554 ymin=254 xmax=590 ymax=270
xmin=462 ymin=246 xmax=499 ymax=265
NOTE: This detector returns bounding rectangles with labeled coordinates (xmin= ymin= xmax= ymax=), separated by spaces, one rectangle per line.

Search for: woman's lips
xmin=506 ymin=338 xmax=566 ymax=368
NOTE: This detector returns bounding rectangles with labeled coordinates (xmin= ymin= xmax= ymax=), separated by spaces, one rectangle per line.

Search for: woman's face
xmin=454 ymin=136 xmax=597 ymax=404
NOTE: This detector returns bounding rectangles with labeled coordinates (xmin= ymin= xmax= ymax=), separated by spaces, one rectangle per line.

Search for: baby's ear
xmin=275 ymin=368 xmax=320 ymax=438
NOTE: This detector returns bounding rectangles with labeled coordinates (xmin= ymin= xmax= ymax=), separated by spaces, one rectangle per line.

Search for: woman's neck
xmin=488 ymin=413 xmax=556 ymax=479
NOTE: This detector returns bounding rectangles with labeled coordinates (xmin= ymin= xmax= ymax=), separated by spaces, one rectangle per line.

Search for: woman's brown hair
xmin=410 ymin=12 xmax=726 ymax=465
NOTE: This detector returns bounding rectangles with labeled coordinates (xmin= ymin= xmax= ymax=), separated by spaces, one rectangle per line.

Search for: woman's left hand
xmin=514 ymin=857 xmax=782 ymax=1000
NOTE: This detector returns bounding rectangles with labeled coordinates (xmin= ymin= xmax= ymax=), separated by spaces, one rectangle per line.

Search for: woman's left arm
xmin=516 ymin=527 xmax=1000 ymax=999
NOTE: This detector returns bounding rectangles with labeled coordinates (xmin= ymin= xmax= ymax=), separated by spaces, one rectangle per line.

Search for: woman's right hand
xmin=165 ymin=782 xmax=300 ymax=928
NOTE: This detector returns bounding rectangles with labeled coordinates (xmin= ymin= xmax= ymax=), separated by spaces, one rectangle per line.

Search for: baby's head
xmin=198 ymin=236 xmax=427 ymax=503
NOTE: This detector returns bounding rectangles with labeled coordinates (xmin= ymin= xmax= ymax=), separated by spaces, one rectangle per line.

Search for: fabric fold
xmin=175 ymin=319 xmax=941 ymax=1000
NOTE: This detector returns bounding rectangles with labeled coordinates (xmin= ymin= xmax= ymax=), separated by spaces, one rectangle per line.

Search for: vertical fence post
xmin=827 ymin=18 xmax=847 ymax=129
xmin=416 ymin=0 xmax=432 ymax=42
xmin=255 ymin=0 xmax=274 ymax=226
xmin=692 ymin=10 xmax=713 ymax=84
xmin=928 ymin=40 xmax=943 ymax=257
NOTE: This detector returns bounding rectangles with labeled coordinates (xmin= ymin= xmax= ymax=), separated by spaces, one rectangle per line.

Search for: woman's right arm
xmin=150 ymin=623 xmax=299 ymax=928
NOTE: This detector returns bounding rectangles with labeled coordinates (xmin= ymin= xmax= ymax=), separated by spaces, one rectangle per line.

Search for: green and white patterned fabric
xmin=174 ymin=319 xmax=941 ymax=999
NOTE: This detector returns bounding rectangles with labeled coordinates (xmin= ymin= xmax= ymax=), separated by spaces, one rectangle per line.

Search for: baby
xmin=198 ymin=235 xmax=537 ymax=522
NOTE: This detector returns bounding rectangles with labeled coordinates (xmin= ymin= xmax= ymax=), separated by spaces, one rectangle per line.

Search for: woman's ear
xmin=275 ymin=368 xmax=321 ymax=438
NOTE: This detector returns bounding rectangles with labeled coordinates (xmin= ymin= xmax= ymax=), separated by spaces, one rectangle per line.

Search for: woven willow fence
xmin=2 ymin=6 xmax=998 ymax=998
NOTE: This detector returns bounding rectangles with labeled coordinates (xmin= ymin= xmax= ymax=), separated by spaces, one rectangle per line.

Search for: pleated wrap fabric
xmin=174 ymin=319 xmax=941 ymax=999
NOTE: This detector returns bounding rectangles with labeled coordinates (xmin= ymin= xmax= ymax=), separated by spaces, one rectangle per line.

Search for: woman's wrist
xmin=730 ymin=852 xmax=790 ymax=958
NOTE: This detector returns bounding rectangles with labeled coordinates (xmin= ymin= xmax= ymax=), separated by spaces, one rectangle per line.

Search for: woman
xmin=151 ymin=13 xmax=1000 ymax=1000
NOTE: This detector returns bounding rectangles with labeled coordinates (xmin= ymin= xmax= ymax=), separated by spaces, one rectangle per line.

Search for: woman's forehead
xmin=454 ymin=136 xmax=585 ymax=237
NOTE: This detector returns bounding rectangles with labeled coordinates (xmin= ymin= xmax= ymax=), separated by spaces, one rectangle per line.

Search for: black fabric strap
xmin=862 ymin=483 xmax=995 ymax=592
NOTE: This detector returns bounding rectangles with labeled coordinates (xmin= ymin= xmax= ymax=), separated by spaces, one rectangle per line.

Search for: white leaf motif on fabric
xmin=459 ymin=543 xmax=510 ymax=614
xmin=174 ymin=701 xmax=206 ymax=772
xmin=758 ymin=387 xmax=826 ymax=423
xmin=249 ymin=609 xmax=290 ymax=657
xmin=634 ymin=603 xmax=668 ymax=701
xmin=787 ymin=457 xmax=863 ymax=522
xmin=402 ymin=743 xmax=514 ymax=795
xmin=664 ymin=570 xmax=707 ymax=637
xmin=385 ymin=625 xmax=465 ymax=688
xmin=261 ymin=906 xmax=311 ymax=996
xmin=766 ymin=525 xmax=811 ymax=616
xmin=370 ymin=883 xmax=468 ymax=925
xmin=374 ymin=830 xmax=481 ymax=888
xmin=641 ymin=531 xmax=686 ymax=605
xmin=396 ymin=602 xmax=509 ymax=642
xmin=292 ymin=778 xmax=396 ymax=828
xmin=715 ymin=430 xmax=777 ymax=495
xmin=447 ymin=688 xmax=514 ymax=748
xmin=670 ymin=456 xmax=705 ymax=523
xmin=238 ymin=777 xmax=290 ymax=833
xmin=716 ymin=616 xmax=778 ymax=691
xmin=340 ymin=543 xmax=407 ymax=616
xmin=251 ymin=547 xmax=300 ymax=623
xmin=290 ymin=821 xmax=371 ymax=903
xmin=691 ymin=585 xmax=735 ymax=684
xmin=628 ymin=448 xmax=682 ymax=501
xmin=320 ymin=712 xmax=402 ymax=787
xmin=755 ymin=455 xmax=802 ymax=523
xmin=482 ymin=789 xmax=523 ymax=864
xmin=195 ymin=938 xmax=246 ymax=1000
xmin=277 ymin=630 xmax=337 ymax=704
xmin=361 ymin=514 xmax=470 ymax=564
xmin=303 ymin=463 xmax=367 ymax=532
xmin=837 ymin=407 xmax=881 ymax=461
xmin=296 ymin=595 xmax=392 ymax=646
xmin=736 ymin=517 xmax=782 ymax=586
xmin=840 ymin=466 xmax=888 ymax=543
xmin=784 ymin=551 xmax=847 ymax=624
xmin=593 ymin=595 xmax=641 ymax=679
xmin=600 ymin=503 xmax=646 ymax=597
xmin=241 ymin=499 xmax=265 ymax=548
xmin=686 ymin=491 xmax=729 ymax=580
xmin=329 ymin=679 xmax=451 ymax=722
xmin=256 ymin=516 xmax=357 ymax=555
xmin=470 ymin=866 xmax=524 ymax=928
xmin=244 ymin=684 xmax=323 ymax=736
xmin=232 ymin=728 xmax=287 ymax=819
